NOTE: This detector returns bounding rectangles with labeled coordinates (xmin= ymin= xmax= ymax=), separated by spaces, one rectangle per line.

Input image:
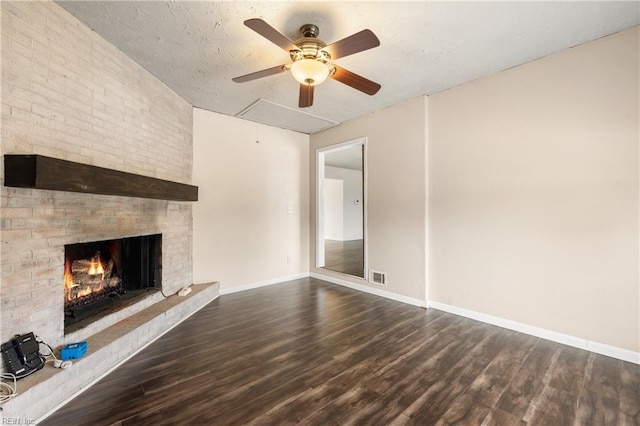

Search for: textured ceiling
xmin=56 ymin=1 xmax=639 ymax=134
xmin=325 ymin=143 xmax=363 ymax=171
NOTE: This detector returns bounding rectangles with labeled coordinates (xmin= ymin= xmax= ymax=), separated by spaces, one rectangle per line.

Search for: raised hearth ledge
xmin=65 ymin=290 xmax=165 ymax=344
xmin=4 ymin=154 xmax=198 ymax=201
xmin=1 ymin=282 xmax=219 ymax=421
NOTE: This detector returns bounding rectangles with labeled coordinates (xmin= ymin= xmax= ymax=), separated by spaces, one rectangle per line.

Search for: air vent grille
xmin=369 ymin=270 xmax=387 ymax=286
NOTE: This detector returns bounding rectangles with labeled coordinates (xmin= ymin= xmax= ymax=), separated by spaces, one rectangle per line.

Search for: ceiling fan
xmin=233 ymin=19 xmax=381 ymax=108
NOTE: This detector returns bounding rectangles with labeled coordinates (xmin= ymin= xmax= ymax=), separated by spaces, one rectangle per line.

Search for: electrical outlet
xmin=287 ymin=256 xmax=292 ymax=264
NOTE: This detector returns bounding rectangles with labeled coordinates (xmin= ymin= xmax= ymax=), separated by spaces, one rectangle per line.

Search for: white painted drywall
xmin=323 ymin=178 xmax=344 ymax=240
xmin=325 ymin=166 xmax=364 ymax=241
xmin=192 ymin=109 xmax=310 ymax=291
xmin=428 ymin=27 xmax=639 ymax=352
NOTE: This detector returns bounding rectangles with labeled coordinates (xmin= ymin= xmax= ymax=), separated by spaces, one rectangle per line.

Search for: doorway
xmin=316 ymin=138 xmax=367 ymax=279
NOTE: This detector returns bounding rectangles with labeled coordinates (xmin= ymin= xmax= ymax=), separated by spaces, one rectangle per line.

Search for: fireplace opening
xmin=64 ymin=234 xmax=162 ymax=333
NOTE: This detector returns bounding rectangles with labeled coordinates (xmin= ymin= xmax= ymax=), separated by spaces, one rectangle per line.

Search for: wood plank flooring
xmin=42 ymin=278 xmax=640 ymax=425
xmin=323 ymin=239 xmax=364 ymax=278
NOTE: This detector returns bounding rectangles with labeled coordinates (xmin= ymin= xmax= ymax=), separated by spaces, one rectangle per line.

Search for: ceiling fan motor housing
xmin=299 ymin=24 xmax=319 ymax=38
xmin=290 ymin=24 xmax=334 ymax=79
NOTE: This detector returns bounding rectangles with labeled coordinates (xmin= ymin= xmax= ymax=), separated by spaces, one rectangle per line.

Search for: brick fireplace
xmin=63 ymin=234 xmax=162 ymax=334
xmin=1 ymin=0 xmax=195 ymax=347
xmin=0 ymin=2 xmax=216 ymax=420
xmin=2 ymin=188 xmax=194 ymax=343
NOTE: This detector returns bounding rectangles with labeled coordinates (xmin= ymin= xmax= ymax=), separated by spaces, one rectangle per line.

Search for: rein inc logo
xmin=1 ymin=418 xmax=35 ymax=425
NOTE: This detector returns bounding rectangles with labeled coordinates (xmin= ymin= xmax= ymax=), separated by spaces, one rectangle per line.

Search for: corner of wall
xmin=423 ymin=94 xmax=430 ymax=304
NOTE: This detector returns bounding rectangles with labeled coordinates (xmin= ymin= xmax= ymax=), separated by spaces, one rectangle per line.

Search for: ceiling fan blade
xmin=232 ymin=64 xmax=287 ymax=83
xmin=330 ymin=65 xmax=381 ymax=95
xmin=323 ymin=29 xmax=380 ymax=60
xmin=244 ymin=18 xmax=299 ymax=52
xmin=299 ymin=84 xmax=314 ymax=108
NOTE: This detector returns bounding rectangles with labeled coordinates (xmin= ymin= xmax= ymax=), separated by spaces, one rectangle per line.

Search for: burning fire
xmin=88 ymin=254 xmax=105 ymax=278
xmin=64 ymin=252 xmax=107 ymax=302
xmin=64 ymin=259 xmax=74 ymax=290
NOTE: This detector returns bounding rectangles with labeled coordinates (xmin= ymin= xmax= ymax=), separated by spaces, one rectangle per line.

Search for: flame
xmin=88 ymin=258 xmax=104 ymax=277
xmin=64 ymin=258 xmax=77 ymax=303
xmin=64 ymin=252 xmax=106 ymax=303
xmin=64 ymin=259 xmax=74 ymax=289
xmin=87 ymin=252 xmax=105 ymax=278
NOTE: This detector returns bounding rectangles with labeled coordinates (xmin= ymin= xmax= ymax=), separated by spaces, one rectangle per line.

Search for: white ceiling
xmin=56 ymin=1 xmax=639 ymax=134
xmin=325 ymin=144 xmax=363 ymax=171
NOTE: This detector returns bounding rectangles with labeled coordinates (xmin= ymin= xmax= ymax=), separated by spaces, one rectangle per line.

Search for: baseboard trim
xmin=310 ymin=272 xmax=427 ymax=308
xmin=428 ymin=300 xmax=640 ymax=365
xmin=219 ymin=272 xmax=310 ymax=295
xmin=205 ymin=275 xmax=639 ymax=365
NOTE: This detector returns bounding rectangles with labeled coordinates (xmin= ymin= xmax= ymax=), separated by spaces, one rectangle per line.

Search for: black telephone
xmin=1 ymin=332 xmax=45 ymax=379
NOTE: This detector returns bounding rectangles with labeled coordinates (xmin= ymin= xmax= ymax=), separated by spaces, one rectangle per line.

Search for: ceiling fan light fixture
xmin=235 ymin=19 xmax=381 ymax=108
xmin=290 ymin=58 xmax=330 ymax=86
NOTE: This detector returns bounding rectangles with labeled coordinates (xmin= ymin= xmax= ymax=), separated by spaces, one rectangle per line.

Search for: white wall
xmin=428 ymin=27 xmax=639 ymax=353
xmin=192 ymin=109 xmax=309 ymax=292
xmin=323 ymin=178 xmax=344 ymax=240
xmin=311 ymin=97 xmax=427 ymax=301
xmin=325 ymin=166 xmax=363 ymax=241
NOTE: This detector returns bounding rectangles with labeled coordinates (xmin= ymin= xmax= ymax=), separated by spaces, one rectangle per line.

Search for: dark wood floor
xmin=43 ymin=278 xmax=639 ymax=425
xmin=323 ymin=239 xmax=364 ymax=278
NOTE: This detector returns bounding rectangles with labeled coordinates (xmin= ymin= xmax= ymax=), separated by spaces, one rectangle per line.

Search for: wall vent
xmin=369 ymin=270 xmax=387 ymax=286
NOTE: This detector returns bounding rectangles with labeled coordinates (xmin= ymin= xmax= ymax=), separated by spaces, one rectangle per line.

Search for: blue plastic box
xmin=60 ymin=341 xmax=88 ymax=361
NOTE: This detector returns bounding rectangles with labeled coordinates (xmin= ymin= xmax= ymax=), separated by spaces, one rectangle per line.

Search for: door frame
xmin=316 ymin=137 xmax=368 ymax=279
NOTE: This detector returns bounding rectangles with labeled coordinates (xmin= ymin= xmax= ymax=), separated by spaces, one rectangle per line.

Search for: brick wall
xmin=1 ymin=2 xmax=194 ymax=349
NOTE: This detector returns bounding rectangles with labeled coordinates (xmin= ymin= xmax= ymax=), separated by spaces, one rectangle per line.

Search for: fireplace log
xmin=104 ymin=259 xmax=115 ymax=279
xmin=66 ymin=276 xmax=122 ymax=301
xmin=70 ymin=273 xmax=121 ymax=288
xmin=4 ymin=154 xmax=198 ymax=201
xmin=64 ymin=279 xmax=125 ymax=314
xmin=71 ymin=273 xmax=103 ymax=287
xmin=71 ymin=259 xmax=95 ymax=273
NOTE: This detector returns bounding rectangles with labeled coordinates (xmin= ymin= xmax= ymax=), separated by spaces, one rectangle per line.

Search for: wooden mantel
xmin=4 ymin=155 xmax=198 ymax=201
